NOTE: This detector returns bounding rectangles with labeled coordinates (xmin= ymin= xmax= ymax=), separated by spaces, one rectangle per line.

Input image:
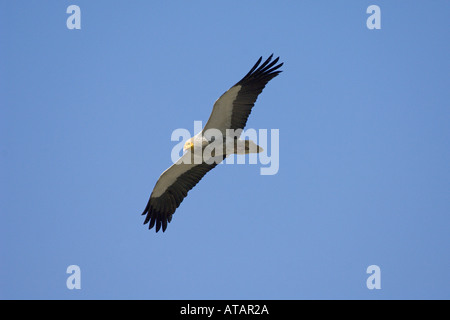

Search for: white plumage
xmin=141 ymin=55 xmax=283 ymax=232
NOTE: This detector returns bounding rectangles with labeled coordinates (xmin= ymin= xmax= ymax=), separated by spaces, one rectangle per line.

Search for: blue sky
xmin=1 ymin=1 xmax=449 ymax=299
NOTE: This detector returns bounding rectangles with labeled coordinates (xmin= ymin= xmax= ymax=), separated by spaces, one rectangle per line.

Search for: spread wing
xmin=141 ymin=55 xmax=283 ymax=233
xmin=202 ymin=54 xmax=283 ymax=137
xmin=141 ymin=151 xmax=224 ymax=232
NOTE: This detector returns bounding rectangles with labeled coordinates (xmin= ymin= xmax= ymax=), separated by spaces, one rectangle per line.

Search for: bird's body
xmin=142 ymin=55 xmax=283 ymax=232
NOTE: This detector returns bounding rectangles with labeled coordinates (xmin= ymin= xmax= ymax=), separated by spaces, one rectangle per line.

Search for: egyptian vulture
xmin=142 ymin=55 xmax=283 ymax=232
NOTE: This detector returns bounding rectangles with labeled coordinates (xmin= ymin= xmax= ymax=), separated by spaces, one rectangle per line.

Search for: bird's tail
xmin=234 ymin=139 xmax=263 ymax=154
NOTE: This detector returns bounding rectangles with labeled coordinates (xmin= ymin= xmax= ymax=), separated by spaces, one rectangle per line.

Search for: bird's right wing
xmin=141 ymin=151 xmax=223 ymax=232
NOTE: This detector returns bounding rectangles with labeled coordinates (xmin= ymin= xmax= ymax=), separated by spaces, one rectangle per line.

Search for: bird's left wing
xmin=203 ymin=54 xmax=283 ymax=137
xmin=141 ymin=151 xmax=223 ymax=232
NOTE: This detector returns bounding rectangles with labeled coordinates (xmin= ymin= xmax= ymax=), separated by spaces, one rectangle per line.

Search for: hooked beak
xmin=183 ymin=142 xmax=193 ymax=152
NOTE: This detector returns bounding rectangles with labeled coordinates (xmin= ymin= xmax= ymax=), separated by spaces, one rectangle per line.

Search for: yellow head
xmin=183 ymin=138 xmax=194 ymax=152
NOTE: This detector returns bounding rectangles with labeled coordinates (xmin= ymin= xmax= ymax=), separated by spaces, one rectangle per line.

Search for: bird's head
xmin=183 ymin=138 xmax=195 ymax=152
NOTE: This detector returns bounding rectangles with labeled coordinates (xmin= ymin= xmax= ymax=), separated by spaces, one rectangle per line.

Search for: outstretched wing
xmin=141 ymin=55 xmax=283 ymax=232
xmin=203 ymin=54 xmax=283 ymax=137
xmin=141 ymin=151 xmax=223 ymax=232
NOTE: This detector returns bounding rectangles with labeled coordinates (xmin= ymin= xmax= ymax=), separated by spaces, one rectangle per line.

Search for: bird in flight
xmin=142 ymin=55 xmax=283 ymax=232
